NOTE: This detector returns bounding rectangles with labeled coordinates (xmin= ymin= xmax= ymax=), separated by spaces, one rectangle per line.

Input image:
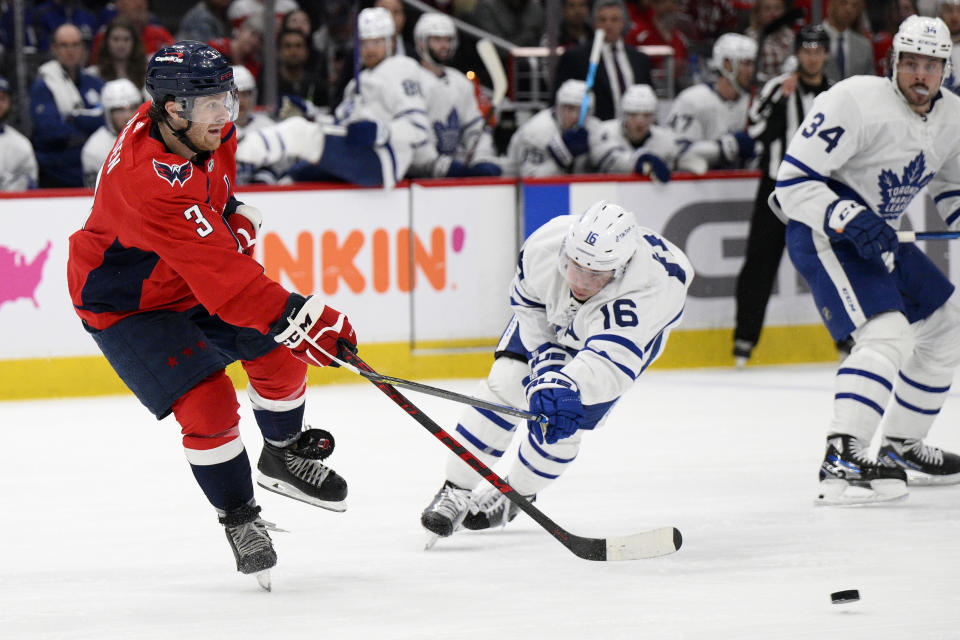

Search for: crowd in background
xmin=0 ymin=0 xmax=957 ymax=190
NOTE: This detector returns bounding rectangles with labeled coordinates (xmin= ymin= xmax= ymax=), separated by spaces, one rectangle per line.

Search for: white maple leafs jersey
xmin=81 ymin=126 xmax=116 ymax=188
xmin=589 ymin=120 xmax=686 ymax=173
xmin=418 ymin=65 xmax=496 ymax=163
xmin=509 ymin=215 xmax=693 ymax=405
xmin=0 ymin=123 xmax=37 ymax=191
xmin=507 ymin=108 xmax=602 ymax=177
xmin=666 ymin=83 xmax=750 ymax=143
xmin=775 ymin=76 xmax=960 ymax=232
xmin=335 ymin=55 xmax=431 ymax=180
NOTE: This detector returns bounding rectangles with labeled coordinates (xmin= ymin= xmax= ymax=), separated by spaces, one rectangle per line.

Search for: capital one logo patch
xmin=153 ymin=158 xmax=193 ymax=187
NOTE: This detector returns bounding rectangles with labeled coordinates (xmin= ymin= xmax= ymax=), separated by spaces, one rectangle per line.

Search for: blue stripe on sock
xmin=835 ymin=392 xmax=886 ymax=415
xmin=893 ymin=393 xmax=942 ymax=415
xmin=898 ymin=371 xmax=951 ymax=394
xmin=517 ymin=446 xmax=560 ymax=479
xmin=455 ymin=424 xmax=505 ymax=457
xmin=837 ymin=367 xmax=893 ymax=391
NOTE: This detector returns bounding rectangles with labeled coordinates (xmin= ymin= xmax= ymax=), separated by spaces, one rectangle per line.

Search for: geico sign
xmin=261 ymin=226 xmax=466 ymax=294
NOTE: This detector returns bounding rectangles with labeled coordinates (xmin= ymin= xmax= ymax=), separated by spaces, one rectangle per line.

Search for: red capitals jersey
xmin=68 ymin=103 xmax=289 ymax=333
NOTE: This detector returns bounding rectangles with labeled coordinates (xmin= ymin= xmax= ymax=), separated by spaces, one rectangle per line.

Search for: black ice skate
xmin=878 ymin=437 xmax=960 ymax=486
xmin=219 ymin=504 xmax=281 ymax=591
xmin=817 ymin=434 xmax=907 ymax=505
xmin=421 ymin=481 xmax=473 ymax=547
xmin=462 ymin=486 xmax=535 ymax=531
xmin=733 ymin=339 xmax=753 ymax=369
xmin=257 ymin=428 xmax=348 ymax=512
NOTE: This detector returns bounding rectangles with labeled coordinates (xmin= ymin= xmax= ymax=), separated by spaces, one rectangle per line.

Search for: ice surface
xmin=3 ymin=364 xmax=959 ymax=639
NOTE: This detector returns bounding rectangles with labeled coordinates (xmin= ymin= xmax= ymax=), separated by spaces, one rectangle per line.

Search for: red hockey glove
xmin=272 ymin=294 xmax=357 ymax=367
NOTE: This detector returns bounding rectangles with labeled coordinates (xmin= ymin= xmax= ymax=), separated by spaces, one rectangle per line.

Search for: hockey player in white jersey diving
xmin=420 ymin=201 xmax=692 ymax=544
xmin=775 ymin=15 xmax=960 ymax=505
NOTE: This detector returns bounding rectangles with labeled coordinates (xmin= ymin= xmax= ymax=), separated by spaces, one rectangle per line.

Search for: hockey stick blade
xmin=338 ymin=345 xmax=682 ymax=561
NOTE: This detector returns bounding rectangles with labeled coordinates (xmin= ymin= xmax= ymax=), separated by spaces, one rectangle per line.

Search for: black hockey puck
xmin=830 ymin=589 xmax=860 ymax=604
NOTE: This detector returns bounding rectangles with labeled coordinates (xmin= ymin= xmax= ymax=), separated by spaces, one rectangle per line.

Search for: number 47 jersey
xmin=775 ymin=75 xmax=960 ymax=231
xmin=510 ymin=215 xmax=694 ymax=407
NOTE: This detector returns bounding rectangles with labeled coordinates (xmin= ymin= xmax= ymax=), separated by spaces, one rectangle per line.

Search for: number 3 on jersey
xmin=183 ymin=204 xmax=214 ymax=237
xmin=801 ymin=112 xmax=845 ymax=153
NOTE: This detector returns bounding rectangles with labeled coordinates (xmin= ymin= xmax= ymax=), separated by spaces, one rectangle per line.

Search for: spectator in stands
xmin=29 ymin=0 xmax=97 ymax=52
xmin=80 ymin=77 xmax=141 ymax=187
xmin=555 ymin=0 xmax=653 ymax=121
xmin=177 ymin=0 xmax=233 ymax=43
xmin=680 ymin=0 xmax=738 ymax=44
xmin=89 ymin=0 xmax=173 ymax=61
xmin=590 ymin=83 xmax=708 ymax=180
xmin=376 ymin=0 xmax=415 ymax=58
xmin=940 ymin=0 xmax=960 ymax=94
xmin=470 ymin=0 xmax=545 ymax=47
xmin=281 ymin=8 xmax=323 ymax=64
xmin=870 ymin=0 xmax=918 ymax=77
xmin=232 ymin=65 xmax=277 ymax=185
xmin=543 ymin=0 xmax=591 ymax=49
xmin=746 ymin=0 xmax=797 ymax=83
xmin=228 ymin=0 xmax=299 ymax=31
xmin=666 ymin=32 xmax=759 ymax=169
xmin=211 ymin=11 xmax=264 ymax=82
xmin=507 ymin=79 xmax=601 ymax=176
xmin=89 ymin=17 xmax=146 ymax=88
xmin=820 ymin=0 xmax=874 ymax=82
xmin=276 ymin=29 xmax=327 ymax=109
xmin=626 ymin=0 xmax=690 ymax=86
xmin=0 ymin=75 xmax=38 ymax=191
xmin=30 ymin=23 xmax=104 ymax=188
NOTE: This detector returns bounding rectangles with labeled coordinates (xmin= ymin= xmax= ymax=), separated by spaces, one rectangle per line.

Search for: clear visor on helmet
xmin=561 ymin=256 xmax=614 ymax=301
xmin=171 ymin=89 xmax=239 ymax=124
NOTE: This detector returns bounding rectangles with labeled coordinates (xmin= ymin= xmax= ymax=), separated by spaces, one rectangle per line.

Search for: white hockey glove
xmin=525 ymin=371 xmax=584 ymax=445
xmin=226 ymin=203 xmax=262 ymax=256
xmin=271 ymin=294 xmax=357 ymax=367
xmin=529 ymin=344 xmax=573 ymax=379
xmin=236 ymin=116 xmax=326 ymax=166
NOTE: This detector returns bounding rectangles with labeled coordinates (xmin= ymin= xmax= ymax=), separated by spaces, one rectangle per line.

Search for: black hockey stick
xmin=337 ymin=344 xmax=682 ymax=561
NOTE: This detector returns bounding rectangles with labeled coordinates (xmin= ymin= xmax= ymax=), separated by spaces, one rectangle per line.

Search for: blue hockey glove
xmin=635 ymin=153 xmax=671 ymax=183
xmin=561 ymin=127 xmax=590 ymax=156
xmin=446 ymin=160 xmax=503 ymax=178
xmin=719 ymin=130 xmax=758 ymax=162
xmin=529 ymin=344 xmax=573 ymax=378
xmin=824 ymin=198 xmax=898 ymax=260
xmin=346 ymin=120 xmax=379 ymax=147
xmin=525 ymin=371 xmax=584 ymax=445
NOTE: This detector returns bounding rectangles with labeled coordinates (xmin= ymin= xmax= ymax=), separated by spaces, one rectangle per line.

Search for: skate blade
xmin=424 ymin=533 xmax=440 ymax=551
xmin=257 ymin=474 xmax=347 ymax=512
xmin=906 ymin=471 xmax=960 ymax=486
xmin=256 ymin=570 xmax=272 ymax=592
xmin=815 ymin=479 xmax=908 ymax=506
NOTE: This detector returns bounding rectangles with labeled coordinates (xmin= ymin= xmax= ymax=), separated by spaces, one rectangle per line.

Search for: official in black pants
xmin=733 ymin=25 xmax=833 ymax=365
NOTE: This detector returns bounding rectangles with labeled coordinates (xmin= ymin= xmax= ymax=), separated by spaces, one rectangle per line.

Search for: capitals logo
xmin=153 ymin=158 xmax=193 ymax=187
xmin=877 ymin=152 xmax=934 ymax=219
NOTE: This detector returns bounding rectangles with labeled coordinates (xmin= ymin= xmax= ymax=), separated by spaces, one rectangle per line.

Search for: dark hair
xmin=96 ymin=17 xmax=146 ymax=86
xmin=277 ymin=28 xmax=309 ymax=47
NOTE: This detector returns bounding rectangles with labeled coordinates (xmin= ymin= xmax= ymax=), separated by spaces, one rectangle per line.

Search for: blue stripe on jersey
xmin=947 ymin=208 xmax=960 ymax=226
xmin=518 ymin=443 xmax=561 ymax=479
xmin=511 ymin=286 xmax=545 ymax=308
xmin=893 ymin=394 xmax=941 ymax=415
xmin=646 ymin=309 xmax=684 ymax=353
xmin=582 ymin=346 xmax=637 ymax=380
xmin=933 ymin=189 xmax=960 ymax=203
xmin=394 ymin=108 xmax=428 ymax=120
xmin=835 ymin=392 xmax=885 ymax=415
xmin=474 ymin=406 xmax=515 ymax=431
xmin=586 ymin=333 xmax=645 ymax=359
xmin=899 ymin=371 xmax=951 ymax=393
xmin=838 ymin=367 xmax=893 ymax=391
xmin=455 ymin=424 xmax=506 ymax=456
xmin=777 ymin=154 xmax=868 ymax=206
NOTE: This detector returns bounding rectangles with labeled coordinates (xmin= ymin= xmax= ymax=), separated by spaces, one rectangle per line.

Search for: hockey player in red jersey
xmin=67 ymin=41 xmax=356 ymax=589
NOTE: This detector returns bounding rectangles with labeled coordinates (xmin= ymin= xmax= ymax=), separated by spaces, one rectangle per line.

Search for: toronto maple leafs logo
xmin=433 ymin=110 xmax=462 ymax=155
xmin=877 ymin=152 xmax=935 ymax=219
xmin=153 ymin=158 xmax=193 ymax=187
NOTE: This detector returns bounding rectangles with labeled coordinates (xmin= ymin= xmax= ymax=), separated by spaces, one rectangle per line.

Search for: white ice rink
xmin=3 ymin=364 xmax=960 ymax=639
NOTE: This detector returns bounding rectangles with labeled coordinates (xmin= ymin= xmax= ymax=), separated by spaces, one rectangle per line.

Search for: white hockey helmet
xmin=891 ymin=16 xmax=952 ymax=99
xmin=560 ymin=200 xmax=640 ymax=285
xmin=232 ymin=65 xmax=257 ymax=94
xmin=556 ymin=79 xmax=589 ymax=107
xmin=621 ymin=84 xmax=657 ymax=114
xmin=102 ymin=78 xmax=142 ymax=112
xmin=711 ymin=32 xmax=757 ymax=93
xmin=414 ymin=13 xmax=458 ymax=64
xmin=358 ymin=7 xmax=395 ymax=42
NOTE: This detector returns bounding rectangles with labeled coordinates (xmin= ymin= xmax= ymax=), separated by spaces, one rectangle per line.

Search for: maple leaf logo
xmin=876 ymin=152 xmax=935 ymax=219
xmin=433 ymin=110 xmax=462 ymax=155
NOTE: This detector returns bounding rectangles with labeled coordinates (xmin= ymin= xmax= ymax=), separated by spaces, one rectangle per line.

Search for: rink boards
xmin=0 ymin=172 xmax=952 ymax=400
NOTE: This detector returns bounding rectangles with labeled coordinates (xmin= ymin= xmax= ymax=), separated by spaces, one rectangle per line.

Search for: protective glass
xmin=173 ymin=89 xmax=239 ymax=124
xmin=563 ymin=257 xmax=613 ymax=301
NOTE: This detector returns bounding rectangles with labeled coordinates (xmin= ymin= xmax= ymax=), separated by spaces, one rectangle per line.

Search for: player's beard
xmin=184 ymin=122 xmax=224 ymax=152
